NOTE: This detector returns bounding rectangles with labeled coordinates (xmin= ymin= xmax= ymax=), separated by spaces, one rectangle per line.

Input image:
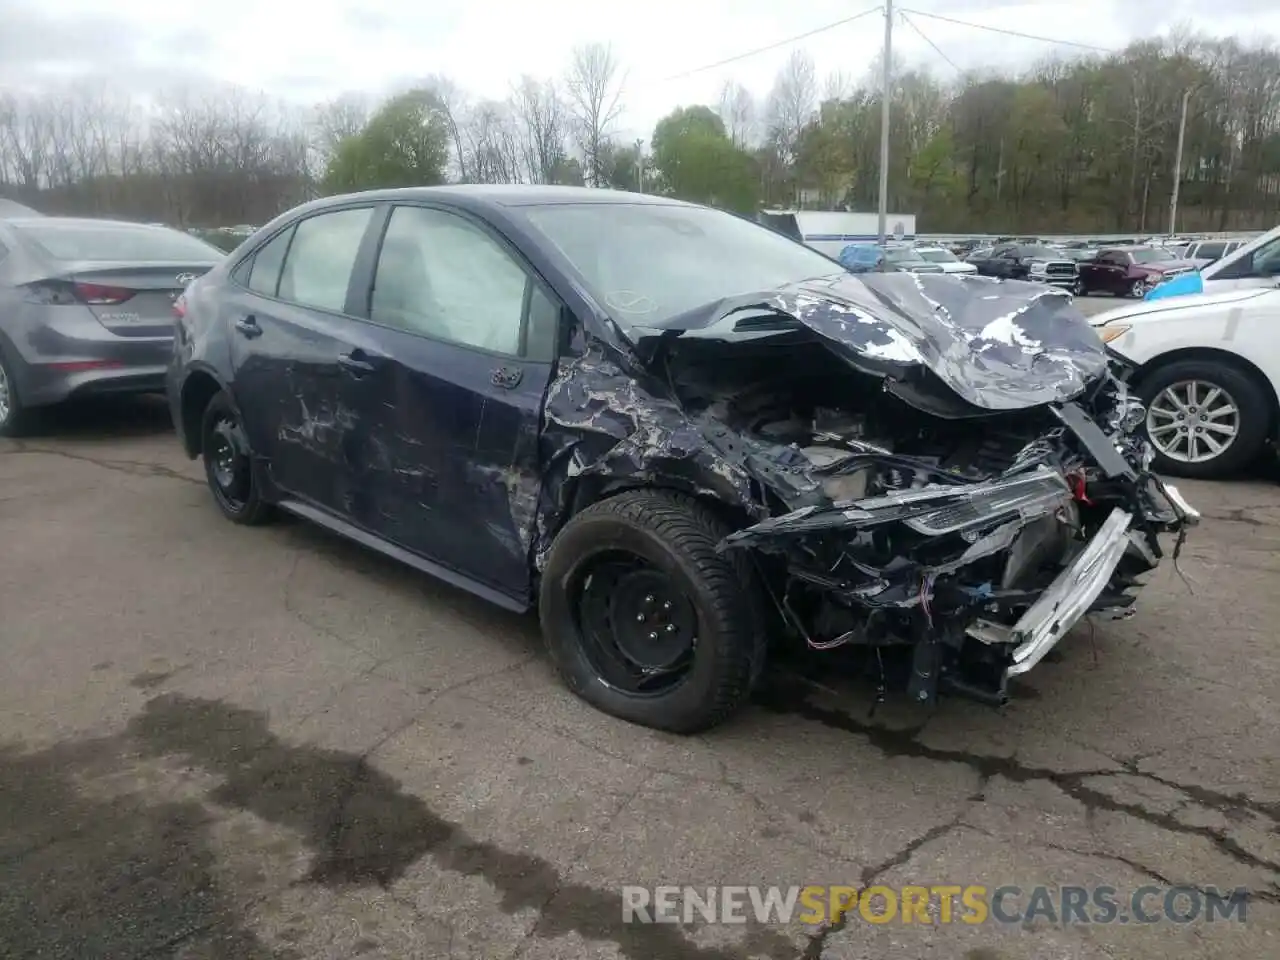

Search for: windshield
xmin=916 ymin=248 xmax=958 ymax=263
xmin=1131 ymin=248 xmax=1175 ymax=263
xmin=520 ymin=202 xmax=841 ymax=325
xmin=13 ymin=221 xmax=224 ymax=262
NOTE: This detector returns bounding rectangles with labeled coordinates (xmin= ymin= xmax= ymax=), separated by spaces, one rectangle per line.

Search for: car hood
xmin=623 ymin=272 xmax=1108 ymax=412
xmin=1141 ymin=259 xmax=1198 ymax=273
xmin=1094 ymin=285 xmax=1274 ymax=324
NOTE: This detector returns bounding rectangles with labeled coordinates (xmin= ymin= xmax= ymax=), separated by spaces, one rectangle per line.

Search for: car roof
xmin=320 ymin=184 xmax=691 ymax=209
xmin=4 ymin=216 xmax=183 ymax=230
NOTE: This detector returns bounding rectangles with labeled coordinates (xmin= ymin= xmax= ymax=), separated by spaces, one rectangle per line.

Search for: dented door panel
xmin=349 ymin=324 xmax=552 ymax=599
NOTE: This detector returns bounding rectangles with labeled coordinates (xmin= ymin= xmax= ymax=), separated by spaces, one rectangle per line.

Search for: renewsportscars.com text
xmin=621 ymin=884 xmax=1250 ymax=926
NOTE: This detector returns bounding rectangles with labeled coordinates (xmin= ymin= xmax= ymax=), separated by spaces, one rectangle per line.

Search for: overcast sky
xmin=3 ymin=0 xmax=1278 ymax=141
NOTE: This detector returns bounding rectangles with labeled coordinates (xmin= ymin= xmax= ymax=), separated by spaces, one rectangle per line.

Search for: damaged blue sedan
xmin=167 ymin=186 xmax=1198 ymax=733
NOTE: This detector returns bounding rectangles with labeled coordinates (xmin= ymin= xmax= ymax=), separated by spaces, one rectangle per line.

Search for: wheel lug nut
xmin=665 ymin=624 xmax=677 ymax=634
xmin=648 ymin=631 xmax=658 ymax=641
xmin=662 ymin=601 xmax=672 ymax=611
xmin=644 ymin=595 xmax=654 ymax=605
xmin=635 ymin=613 xmax=645 ymax=622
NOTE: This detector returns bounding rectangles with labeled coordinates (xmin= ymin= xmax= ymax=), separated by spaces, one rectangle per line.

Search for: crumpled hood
xmin=626 ymin=272 xmax=1109 ymax=412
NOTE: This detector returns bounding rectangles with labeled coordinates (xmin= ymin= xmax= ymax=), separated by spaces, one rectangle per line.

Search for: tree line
xmin=2 ymin=32 xmax=1277 ymax=233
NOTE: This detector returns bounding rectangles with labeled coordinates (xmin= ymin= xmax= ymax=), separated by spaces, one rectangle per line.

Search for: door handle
xmin=338 ymin=351 xmax=377 ymax=377
xmin=234 ymin=316 xmax=262 ymax=339
xmin=491 ymin=366 xmax=523 ymax=389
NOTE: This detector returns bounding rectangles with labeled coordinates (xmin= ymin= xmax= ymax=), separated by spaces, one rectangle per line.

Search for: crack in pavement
xmin=7 ymin=443 xmax=203 ymax=486
xmin=802 ymin=817 xmax=975 ymax=959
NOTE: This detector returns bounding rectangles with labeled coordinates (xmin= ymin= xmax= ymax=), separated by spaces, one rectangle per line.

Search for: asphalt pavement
xmin=1 ymin=315 xmax=1277 ymax=959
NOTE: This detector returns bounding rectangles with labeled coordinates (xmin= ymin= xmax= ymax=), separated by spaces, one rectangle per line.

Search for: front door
xmin=345 ymin=203 xmax=561 ymax=601
xmin=227 ymin=205 xmax=381 ymax=516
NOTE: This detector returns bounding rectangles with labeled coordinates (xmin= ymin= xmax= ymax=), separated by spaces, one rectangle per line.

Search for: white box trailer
xmin=758 ymin=210 xmax=918 ymax=257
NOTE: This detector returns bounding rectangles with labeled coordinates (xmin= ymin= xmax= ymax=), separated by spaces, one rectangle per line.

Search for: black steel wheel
xmin=539 ymin=489 xmax=765 ymax=733
xmin=200 ymin=391 xmax=274 ymax=525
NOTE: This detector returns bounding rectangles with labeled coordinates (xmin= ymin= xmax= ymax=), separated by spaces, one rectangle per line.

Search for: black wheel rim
xmin=207 ymin=415 xmax=250 ymax=511
xmin=573 ymin=552 xmax=699 ymax=696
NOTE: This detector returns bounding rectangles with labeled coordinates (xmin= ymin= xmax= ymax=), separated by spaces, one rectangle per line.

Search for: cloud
xmin=0 ymin=0 xmax=1276 ymax=140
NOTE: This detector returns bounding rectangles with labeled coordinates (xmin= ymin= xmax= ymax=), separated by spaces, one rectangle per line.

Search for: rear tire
xmin=0 ymin=351 xmax=30 ymax=438
xmin=1136 ymin=359 xmax=1270 ymax=479
xmin=538 ymin=490 xmax=765 ymax=734
xmin=200 ymin=391 xmax=274 ymax=525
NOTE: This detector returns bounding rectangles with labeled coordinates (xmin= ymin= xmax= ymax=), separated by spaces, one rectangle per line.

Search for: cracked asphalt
xmin=1 ymin=388 xmax=1277 ymax=960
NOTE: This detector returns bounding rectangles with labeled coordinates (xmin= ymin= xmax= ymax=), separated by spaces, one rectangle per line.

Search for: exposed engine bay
xmin=665 ymin=335 xmax=1198 ymax=706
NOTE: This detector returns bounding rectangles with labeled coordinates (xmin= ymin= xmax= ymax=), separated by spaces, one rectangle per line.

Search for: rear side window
xmin=1197 ymin=242 xmax=1226 ymax=259
xmin=247 ymin=228 xmax=293 ymax=297
xmin=10 ymin=221 xmax=223 ymax=262
xmin=278 ymin=208 xmax=373 ymax=312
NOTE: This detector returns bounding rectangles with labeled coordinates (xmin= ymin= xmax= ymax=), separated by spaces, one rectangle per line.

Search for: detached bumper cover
xmin=1005 ymin=506 xmax=1134 ymax=678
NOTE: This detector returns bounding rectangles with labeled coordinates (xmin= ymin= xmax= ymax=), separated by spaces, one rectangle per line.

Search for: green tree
xmin=650 ymin=106 xmax=759 ymax=213
xmin=322 ymin=88 xmax=450 ymax=193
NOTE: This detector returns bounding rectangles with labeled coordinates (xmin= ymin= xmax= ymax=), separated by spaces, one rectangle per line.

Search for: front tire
xmin=1129 ymin=279 xmax=1146 ymax=298
xmin=538 ymin=490 xmax=765 ymax=734
xmin=1137 ymin=359 xmax=1271 ymax=479
xmin=200 ymin=391 xmax=274 ymax=525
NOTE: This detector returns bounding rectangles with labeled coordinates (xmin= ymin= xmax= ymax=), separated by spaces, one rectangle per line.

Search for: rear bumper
xmin=17 ymin=355 xmax=170 ymax=407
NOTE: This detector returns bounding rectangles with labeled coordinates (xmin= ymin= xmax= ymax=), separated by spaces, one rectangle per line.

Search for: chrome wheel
xmin=1146 ymin=380 xmax=1239 ymax=464
xmin=0 ymin=360 xmax=10 ymax=424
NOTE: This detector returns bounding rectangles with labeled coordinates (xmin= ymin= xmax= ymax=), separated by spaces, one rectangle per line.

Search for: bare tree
xmin=511 ymin=76 xmax=568 ymax=183
xmin=717 ymin=81 xmax=756 ymax=149
xmin=564 ymin=43 xmax=626 ymax=187
xmin=461 ymin=102 xmax=521 ymax=184
xmin=822 ymin=71 xmax=854 ymax=104
xmin=419 ymin=75 xmax=470 ymax=181
xmin=765 ymin=50 xmax=818 ymax=166
xmin=313 ymin=93 xmax=369 ymax=157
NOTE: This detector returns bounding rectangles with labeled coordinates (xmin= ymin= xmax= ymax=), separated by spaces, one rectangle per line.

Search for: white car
xmin=1089 ymin=286 xmax=1280 ymax=478
xmin=913 ymin=245 xmax=978 ymax=274
xmin=1145 ymin=225 xmax=1280 ymax=303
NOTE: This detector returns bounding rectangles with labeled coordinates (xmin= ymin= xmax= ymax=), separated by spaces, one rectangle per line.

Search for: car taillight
xmin=73 ymin=282 xmax=135 ymax=305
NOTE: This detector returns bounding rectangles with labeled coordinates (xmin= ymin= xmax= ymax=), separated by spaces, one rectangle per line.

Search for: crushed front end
xmin=719 ymin=372 xmax=1198 ymax=705
xmin=542 ymin=272 xmax=1199 ymax=708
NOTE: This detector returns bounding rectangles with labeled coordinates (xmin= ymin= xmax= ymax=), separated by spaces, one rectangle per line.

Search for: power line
xmin=899 ymin=8 xmax=1113 ymax=54
xmin=660 ymin=5 xmax=882 ymax=82
xmin=898 ymin=11 xmax=963 ymax=73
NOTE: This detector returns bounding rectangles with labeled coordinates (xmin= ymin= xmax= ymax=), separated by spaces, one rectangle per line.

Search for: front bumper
xmin=1004 ymin=507 xmax=1134 ymax=677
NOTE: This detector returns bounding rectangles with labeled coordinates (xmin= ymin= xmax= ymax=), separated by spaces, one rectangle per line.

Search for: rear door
xmin=346 ymin=202 xmax=561 ymax=600
xmin=225 ymin=204 xmax=383 ymax=516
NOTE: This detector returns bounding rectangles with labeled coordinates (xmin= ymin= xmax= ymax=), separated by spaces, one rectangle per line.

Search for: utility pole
xmin=1168 ymin=89 xmax=1192 ymax=236
xmin=635 ymin=138 xmax=644 ymax=193
xmin=877 ymin=0 xmax=893 ymax=243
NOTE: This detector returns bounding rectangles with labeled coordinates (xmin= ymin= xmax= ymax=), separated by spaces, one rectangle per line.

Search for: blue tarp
xmin=1144 ymin=271 xmax=1204 ymax=301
